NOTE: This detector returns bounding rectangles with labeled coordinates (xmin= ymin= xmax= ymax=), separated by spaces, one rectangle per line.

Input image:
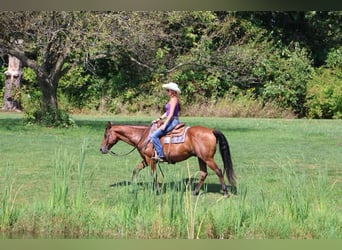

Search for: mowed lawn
xmin=0 ymin=112 xmax=341 ymax=239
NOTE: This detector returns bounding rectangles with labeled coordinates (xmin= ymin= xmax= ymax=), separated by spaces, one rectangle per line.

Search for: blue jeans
xmin=150 ymin=119 xmax=180 ymax=157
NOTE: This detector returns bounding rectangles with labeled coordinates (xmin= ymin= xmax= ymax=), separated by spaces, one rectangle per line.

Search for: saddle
xmin=166 ymin=123 xmax=185 ymax=136
xmin=163 ymin=123 xmax=189 ymax=144
xmin=151 ymin=120 xmax=189 ymax=144
xmin=150 ymin=121 xmax=189 ymax=164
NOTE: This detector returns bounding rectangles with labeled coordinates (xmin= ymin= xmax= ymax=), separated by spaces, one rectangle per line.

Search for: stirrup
xmin=152 ymin=156 xmax=166 ymax=162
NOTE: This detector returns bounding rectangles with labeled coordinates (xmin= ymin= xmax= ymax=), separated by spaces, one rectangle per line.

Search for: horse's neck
xmin=115 ymin=125 xmax=148 ymax=147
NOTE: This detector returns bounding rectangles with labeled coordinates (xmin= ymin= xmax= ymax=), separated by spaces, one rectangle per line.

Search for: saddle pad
xmin=163 ymin=127 xmax=190 ymax=144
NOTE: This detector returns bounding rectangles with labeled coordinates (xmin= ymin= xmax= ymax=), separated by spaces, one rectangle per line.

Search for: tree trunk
xmin=37 ymin=75 xmax=58 ymax=111
xmin=2 ymin=55 xmax=22 ymax=111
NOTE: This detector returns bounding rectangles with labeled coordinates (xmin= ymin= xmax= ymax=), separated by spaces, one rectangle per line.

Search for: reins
xmin=109 ymin=124 xmax=151 ymax=157
xmin=110 ymin=146 xmax=137 ymax=157
xmin=156 ymin=161 xmax=165 ymax=178
xmin=107 ymin=123 xmax=166 ymax=178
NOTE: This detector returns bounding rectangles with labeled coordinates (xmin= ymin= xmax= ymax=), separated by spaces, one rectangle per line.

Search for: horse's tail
xmin=213 ymin=130 xmax=236 ymax=188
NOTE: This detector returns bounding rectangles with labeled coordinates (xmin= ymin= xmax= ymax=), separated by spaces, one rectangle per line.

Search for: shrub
xmin=0 ymin=66 xmax=6 ymax=107
xmin=305 ymin=68 xmax=342 ymax=119
xmin=325 ymin=47 xmax=342 ymax=68
xmin=259 ymin=42 xmax=314 ymax=117
xmin=23 ymin=106 xmax=75 ymax=127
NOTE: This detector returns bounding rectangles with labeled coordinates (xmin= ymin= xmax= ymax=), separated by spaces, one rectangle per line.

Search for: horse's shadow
xmin=109 ymin=177 xmax=236 ymax=195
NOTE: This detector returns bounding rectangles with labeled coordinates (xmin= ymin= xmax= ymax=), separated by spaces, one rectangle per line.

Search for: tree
xmin=1 ymin=11 xmax=338 ymax=119
xmin=0 ymin=11 xmax=115 ymax=125
xmin=237 ymin=11 xmax=342 ymax=66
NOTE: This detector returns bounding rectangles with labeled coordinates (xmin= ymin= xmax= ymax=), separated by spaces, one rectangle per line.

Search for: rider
xmin=151 ymin=82 xmax=181 ymax=162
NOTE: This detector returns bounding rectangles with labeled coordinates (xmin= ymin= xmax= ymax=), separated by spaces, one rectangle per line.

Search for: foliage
xmin=0 ymin=11 xmax=120 ymax=122
xmin=19 ymin=67 xmax=74 ymax=127
xmin=325 ymin=46 xmax=342 ymax=68
xmin=58 ymin=65 xmax=93 ymax=109
xmin=305 ymin=68 xmax=342 ymax=119
xmin=1 ymin=11 xmax=342 ymax=119
xmin=0 ymin=66 xmax=6 ymax=106
xmin=305 ymin=47 xmax=342 ymax=119
xmin=304 ymin=11 xmax=342 ymax=66
xmin=259 ymin=42 xmax=314 ymax=116
xmin=23 ymin=106 xmax=75 ymax=127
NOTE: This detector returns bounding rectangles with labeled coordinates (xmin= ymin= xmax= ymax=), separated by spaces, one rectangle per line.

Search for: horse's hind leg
xmin=206 ymin=159 xmax=229 ymax=197
xmin=193 ymin=158 xmax=208 ymax=195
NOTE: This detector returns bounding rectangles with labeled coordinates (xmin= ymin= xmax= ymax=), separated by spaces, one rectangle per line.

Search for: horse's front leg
xmin=148 ymin=158 xmax=161 ymax=194
xmin=132 ymin=160 xmax=146 ymax=182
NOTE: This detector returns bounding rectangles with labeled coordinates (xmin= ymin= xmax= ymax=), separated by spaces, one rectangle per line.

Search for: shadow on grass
xmin=0 ymin=112 xmax=25 ymax=131
xmin=0 ymin=113 xmax=150 ymax=131
xmin=0 ymin=112 xmax=259 ymax=134
xmin=75 ymin=119 xmax=151 ymax=131
xmin=109 ymin=177 xmax=237 ymax=196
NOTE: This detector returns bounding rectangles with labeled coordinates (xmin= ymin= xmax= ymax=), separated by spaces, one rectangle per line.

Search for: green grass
xmin=0 ymin=112 xmax=341 ymax=239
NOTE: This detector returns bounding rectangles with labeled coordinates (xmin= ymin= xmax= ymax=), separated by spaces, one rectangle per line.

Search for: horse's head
xmin=100 ymin=122 xmax=118 ymax=154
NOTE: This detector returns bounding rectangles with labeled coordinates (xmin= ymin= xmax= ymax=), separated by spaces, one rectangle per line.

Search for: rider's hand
xmin=152 ymin=118 xmax=160 ymax=124
xmin=160 ymin=124 xmax=166 ymax=131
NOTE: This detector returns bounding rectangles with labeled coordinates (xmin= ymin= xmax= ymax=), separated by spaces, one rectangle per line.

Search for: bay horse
xmin=100 ymin=121 xmax=236 ymax=197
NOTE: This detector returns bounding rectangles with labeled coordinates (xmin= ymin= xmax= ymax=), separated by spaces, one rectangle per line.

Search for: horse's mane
xmin=128 ymin=125 xmax=150 ymax=129
xmin=110 ymin=123 xmax=149 ymax=129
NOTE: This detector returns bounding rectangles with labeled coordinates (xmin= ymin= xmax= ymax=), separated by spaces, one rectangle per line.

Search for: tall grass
xmin=49 ymin=150 xmax=70 ymax=210
xmin=0 ymin=114 xmax=341 ymax=238
xmin=0 ymin=164 xmax=21 ymax=229
xmin=0 ymin=149 xmax=341 ymax=238
xmin=183 ymin=96 xmax=295 ymax=118
xmin=183 ymin=163 xmax=206 ymax=239
xmin=49 ymin=139 xmax=92 ymax=211
xmin=74 ymin=139 xmax=89 ymax=210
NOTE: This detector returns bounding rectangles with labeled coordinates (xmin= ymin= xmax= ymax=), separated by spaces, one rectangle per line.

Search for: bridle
xmin=109 ymin=124 xmax=152 ymax=157
xmin=108 ymin=123 xmax=165 ymax=178
xmin=110 ymin=146 xmax=137 ymax=157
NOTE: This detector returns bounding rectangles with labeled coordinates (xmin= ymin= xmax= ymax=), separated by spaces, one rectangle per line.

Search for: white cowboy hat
xmin=162 ymin=82 xmax=181 ymax=93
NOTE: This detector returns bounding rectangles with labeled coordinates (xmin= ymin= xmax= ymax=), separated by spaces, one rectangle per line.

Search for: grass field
xmin=0 ymin=112 xmax=341 ymax=239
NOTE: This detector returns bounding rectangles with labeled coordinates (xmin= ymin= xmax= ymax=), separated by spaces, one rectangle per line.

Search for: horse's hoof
xmin=223 ymin=192 xmax=230 ymax=198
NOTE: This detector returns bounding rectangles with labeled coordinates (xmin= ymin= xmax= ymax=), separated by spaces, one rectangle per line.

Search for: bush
xmin=0 ymin=66 xmax=6 ymax=107
xmin=325 ymin=47 xmax=342 ymax=68
xmin=258 ymin=42 xmax=314 ymax=117
xmin=305 ymin=68 xmax=342 ymax=119
xmin=18 ymin=67 xmax=75 ymax=127
xmin=24 ymin=105 xmax=75 ymax=127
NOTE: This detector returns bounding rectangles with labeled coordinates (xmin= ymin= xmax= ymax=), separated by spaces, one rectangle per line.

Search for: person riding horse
xmin=100 ymin=82 xmax=236 ymax=197
xmin=150 ymin=82 xmax=181 ymax=162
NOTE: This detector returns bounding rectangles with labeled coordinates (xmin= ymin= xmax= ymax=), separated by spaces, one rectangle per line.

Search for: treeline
xmin=0 ymin=11 xmax=341 ymax=124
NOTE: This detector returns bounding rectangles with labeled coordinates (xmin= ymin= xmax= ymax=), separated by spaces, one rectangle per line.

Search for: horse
xmin=100 ymin=121 xmax=236 ymax=197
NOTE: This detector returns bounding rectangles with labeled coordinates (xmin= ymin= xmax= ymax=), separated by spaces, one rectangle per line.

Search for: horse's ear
xmin=106 ymin=121 xmax=112 ymax=129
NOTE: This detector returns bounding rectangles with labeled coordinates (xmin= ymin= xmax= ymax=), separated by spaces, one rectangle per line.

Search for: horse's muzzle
xmin=100 ymin=147 xmax=108 ymax=154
